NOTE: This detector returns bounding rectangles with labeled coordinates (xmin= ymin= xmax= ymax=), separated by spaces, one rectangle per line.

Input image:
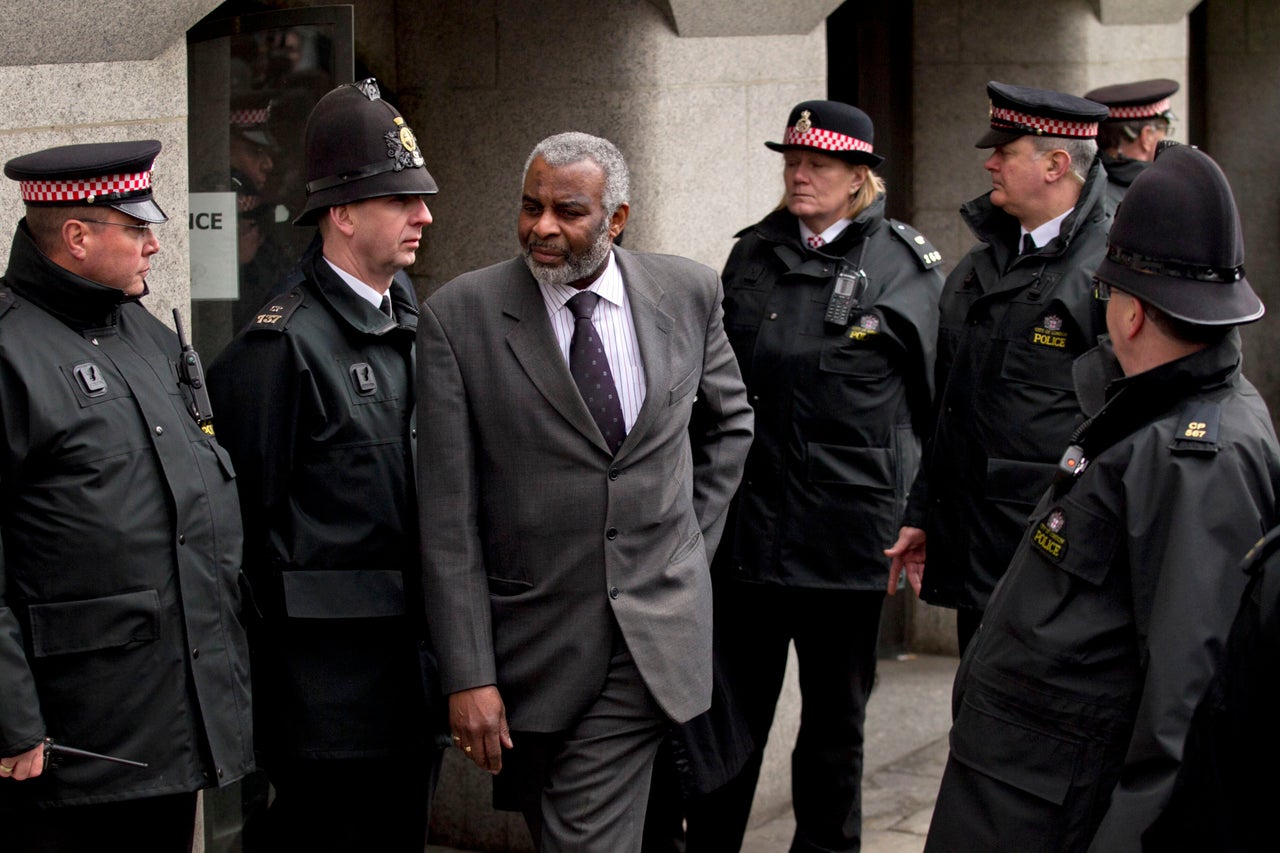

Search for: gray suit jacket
xmin=417 ymin=247 xmax=752 ymax=732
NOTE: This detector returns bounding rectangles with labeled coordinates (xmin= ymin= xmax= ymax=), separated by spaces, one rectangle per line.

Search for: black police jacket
xmin=1144 ymin=524 xmax=1280 ymax=852
xmin=928 ymin=333 xmax=1280 ymax=852
xmin=716 ymin=201 xmax=943 ymax=589
xmin=907 ymin=158 xmax=1111 ymax=612
xmin=209 ymin=241 xmax=442 ymax=760
xmin=0 ymin=222 xmax=253 ymax=808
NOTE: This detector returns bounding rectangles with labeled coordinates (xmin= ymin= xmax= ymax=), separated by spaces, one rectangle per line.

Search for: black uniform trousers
xmin=245 ymin=749 xmax=442 ymax=852
xmin=11 ymin=792 xmax=198 ymax=853
xmin=686 ymin=583 xmax=884 ymax=853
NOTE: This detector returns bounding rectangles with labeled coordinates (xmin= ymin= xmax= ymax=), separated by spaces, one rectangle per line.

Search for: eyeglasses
xmin=1092 ymin=279 xmax=1111 ymax=301
xmin=78 ymin=219 xmax=154 ymax=235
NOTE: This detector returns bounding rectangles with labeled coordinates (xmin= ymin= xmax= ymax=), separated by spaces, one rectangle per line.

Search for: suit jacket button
xmin=606 ymin=527 xmax=618 ymax=540
xmin=609 ymin=586 xmax=620 ymax=599
xmin=609 ymin=468 xmax=619 ymax=480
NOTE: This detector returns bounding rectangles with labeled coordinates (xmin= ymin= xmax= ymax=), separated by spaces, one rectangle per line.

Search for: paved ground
xmin=740 ymin=653 xmax=957 ymax=853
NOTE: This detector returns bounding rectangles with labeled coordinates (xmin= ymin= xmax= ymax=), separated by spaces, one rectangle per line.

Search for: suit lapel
xmin=503 ymin=263 xmax=611 ymax=452
xmin=615 ymin=248 xmax=673 ymax=458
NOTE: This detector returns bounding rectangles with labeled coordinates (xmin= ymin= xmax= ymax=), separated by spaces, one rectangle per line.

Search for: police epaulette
xmin=888 ymin=219 xmax=943 ymax=270
xmin=248 ymin=288 xmax=304 ymax=332
xmin=1169 ymin=400 xmax=1221 ymax=454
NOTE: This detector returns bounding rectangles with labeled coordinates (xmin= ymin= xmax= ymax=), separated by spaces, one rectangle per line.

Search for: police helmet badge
xmin=385 ymin=117 xmax=425 ymax=171
xmin=795 ymin=110 xmax=813 ymax=134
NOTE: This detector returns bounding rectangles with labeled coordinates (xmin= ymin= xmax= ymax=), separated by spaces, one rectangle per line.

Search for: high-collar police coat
xmin=907 ymin=158 xmax=1111 ymax=613
xmin=208 ymin=242 xmax=441 ymax=761
xmin=926 ymin=333 xmax=1280 ymax=852
xmin=716 ymin=201 xmax=943 ymax=589
xmin=0 ymin=223 xmax=253 ymax=809
xmin=1098 ymin=151 xmax=1148 ymax=218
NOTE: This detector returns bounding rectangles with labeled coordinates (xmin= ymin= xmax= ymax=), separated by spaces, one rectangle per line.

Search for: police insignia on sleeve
xmin=1031 ymin=314 xmax=1068 ymax=348
xmin=1032 ymin=508 xmax=1068 ymax=561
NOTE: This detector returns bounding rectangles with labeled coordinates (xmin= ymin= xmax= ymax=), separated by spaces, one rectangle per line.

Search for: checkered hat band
xmin=990 ymin=105 xmax=1098 ymax=138
xmin=1107 ymin=98 xmax=1171 ymax=120
xmin=230 ymin=107 xmax=270 ymax=126
xmin=783 ymin=126 xmax=874 ymax=154
xmin=19 ymin=170 xmax=152 ymax=203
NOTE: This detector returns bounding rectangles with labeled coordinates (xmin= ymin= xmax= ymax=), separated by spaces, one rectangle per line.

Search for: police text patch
xmin=1032 ymin=508 xmax=1068 ymax=561
xmin=1030 ymin=314 xmax=1068 ymax=349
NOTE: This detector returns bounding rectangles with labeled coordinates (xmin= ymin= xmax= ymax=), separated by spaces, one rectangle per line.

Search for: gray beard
xmin=522 ymin=216 xmax=614 ymax=289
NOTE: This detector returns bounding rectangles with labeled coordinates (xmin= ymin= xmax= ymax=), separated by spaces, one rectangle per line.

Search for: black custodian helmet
xmin=294 ymin=78 xmax=438 ymax=225
xmin=1094 ymin=143 xmax=1262 ymax=326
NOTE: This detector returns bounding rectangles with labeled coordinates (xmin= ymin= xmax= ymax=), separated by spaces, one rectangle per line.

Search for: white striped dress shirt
xmin=537 ymin=250 xmax=646 ymax=431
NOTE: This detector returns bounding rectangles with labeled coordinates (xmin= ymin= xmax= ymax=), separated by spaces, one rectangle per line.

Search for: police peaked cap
xmin=1094 ymin=143 xmax=1263 ymax=326
xmin=977 ymin=81 xmax=1109 ymax=148
xmin=1084 ymin=78 xmax=1179 ymax=122
xmin=294 ymin=78 xmax=437 ymax=225
xmin=4 ymin=139 xmax=168 ymax=223
xmin=765 ymin=100 xmax=884 ymax=167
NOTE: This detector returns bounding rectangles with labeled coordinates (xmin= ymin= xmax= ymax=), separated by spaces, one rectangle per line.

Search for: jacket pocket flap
xmin=986 ymin=457 xmax=1058 ymax=505
xmin=669 ymin=367 xmax=699 ymax=405
xmin=806 ymin=442 xmax=893 ymax=488
xmin=1028 ymin=500 xmax=1120 ymax=587
xmin=951 ymin=691 xmax=1082 ymax=806
xmin=29 ymin=589 xmax=160 ymax=657
xmin=281 ymin=570 xmax=406 ymax=619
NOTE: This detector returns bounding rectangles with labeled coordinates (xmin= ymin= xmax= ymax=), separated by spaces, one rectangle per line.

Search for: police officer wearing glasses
xmin=925 ymin=143 xmax=1280 ymax=851
xmin=0 ymin=141 xmax=253 ymax=851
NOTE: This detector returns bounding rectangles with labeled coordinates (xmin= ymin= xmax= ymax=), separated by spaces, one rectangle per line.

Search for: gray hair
xmin=523 ymin=132 xmax=630 ymax=215
xmin=1030 ymin=135 xmax=1097 ymax=183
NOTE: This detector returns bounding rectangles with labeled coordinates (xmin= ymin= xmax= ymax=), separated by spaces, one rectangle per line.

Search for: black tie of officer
xmin=567 ymin=291 xmax=626 ymax=454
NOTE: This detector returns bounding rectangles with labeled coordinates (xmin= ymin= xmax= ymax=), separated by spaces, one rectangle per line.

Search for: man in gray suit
xmin=418 ymin=132 xmax=753 ymax=850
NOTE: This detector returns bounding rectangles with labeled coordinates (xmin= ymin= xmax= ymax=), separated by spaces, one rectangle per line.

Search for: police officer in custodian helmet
xmin=209 ymin=79 xmax=445 ymax=851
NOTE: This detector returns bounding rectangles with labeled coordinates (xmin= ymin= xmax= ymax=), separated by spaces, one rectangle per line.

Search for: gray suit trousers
xmin=502 ymin=636 xmax=667 ymax=852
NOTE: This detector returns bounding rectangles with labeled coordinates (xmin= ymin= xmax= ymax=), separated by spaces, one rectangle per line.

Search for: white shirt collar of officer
xmin=799 ymin=217 xmax=853 ymax=248
xmin=1022 ymin=207 xmax=1073 ymax=252
xmin=323 ymin=256 xmax=388 ymax=309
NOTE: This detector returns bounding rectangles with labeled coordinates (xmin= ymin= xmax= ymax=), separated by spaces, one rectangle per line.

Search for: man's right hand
xmin=0 ymin=742 xmax=45 ymax=781
xmin=448 ymin=686 xmax=513 ymax=775
xmin=885 ymin=526 xmax=927 ymax=596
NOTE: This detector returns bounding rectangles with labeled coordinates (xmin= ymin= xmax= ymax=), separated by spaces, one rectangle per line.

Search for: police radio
xmin=173 ymin=309 xmax=214 ymax=432
xmin=825 ymin=262 xmax=867 ymax=327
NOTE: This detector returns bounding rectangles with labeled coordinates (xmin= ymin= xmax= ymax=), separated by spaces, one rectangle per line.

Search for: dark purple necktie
xmin=567 ymin=291 xmax=626 ymax=454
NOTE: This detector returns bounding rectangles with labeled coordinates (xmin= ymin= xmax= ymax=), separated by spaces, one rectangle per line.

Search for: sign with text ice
xmin=188 ymin=192 xmax=238 ymax=300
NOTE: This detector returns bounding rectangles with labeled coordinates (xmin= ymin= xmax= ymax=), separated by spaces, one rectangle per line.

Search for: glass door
xmin=187 ymin=4 xmax=354 ymax=362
